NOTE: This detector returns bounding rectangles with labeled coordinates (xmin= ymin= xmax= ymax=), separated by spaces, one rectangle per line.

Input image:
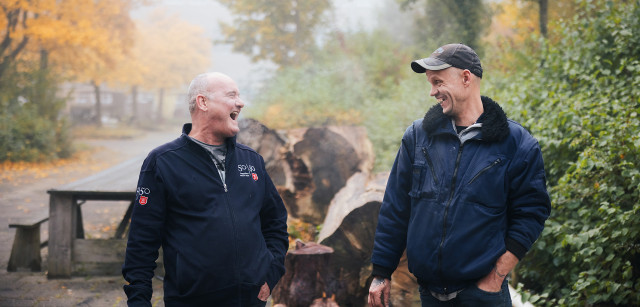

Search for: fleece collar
xmin=422 ymin=96 xmax=510 ymax=142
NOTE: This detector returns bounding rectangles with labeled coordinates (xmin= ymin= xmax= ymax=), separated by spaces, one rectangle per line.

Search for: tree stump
xmin=271 ymin=240 xmax=335 ymax=307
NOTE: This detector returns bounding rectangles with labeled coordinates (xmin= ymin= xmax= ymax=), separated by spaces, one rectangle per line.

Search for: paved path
xmin=0 ymin=127 xmax=180 ymax=306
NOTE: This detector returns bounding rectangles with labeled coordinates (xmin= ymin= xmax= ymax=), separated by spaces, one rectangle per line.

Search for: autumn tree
xmin=396 ymin=0 xmax=492 ymax=55
xmin=483 ymin=0 xmax=584 ymax=73
xmin=114 ymin=8 xmax=211 ymax=122
xmin=51 ymin=0 xmax=137 ymax=126
xmin=217 ymin=0 xmax=331 ymax=67
xmin=0 ymin=0 xmax=140 ymax=160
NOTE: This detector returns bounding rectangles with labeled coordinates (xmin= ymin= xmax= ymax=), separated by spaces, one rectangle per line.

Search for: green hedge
xmin=0 ymin=68 xmax=72 ymax=162
xmin=490 ymin=0 xmax=640 ymax=305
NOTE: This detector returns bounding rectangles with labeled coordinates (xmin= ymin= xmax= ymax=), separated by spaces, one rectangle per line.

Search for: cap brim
xmin=411 ymin=58 xmax=452 ymax=73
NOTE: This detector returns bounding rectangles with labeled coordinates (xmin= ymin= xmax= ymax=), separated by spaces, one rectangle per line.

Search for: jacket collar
xmin=422 ymin=96 xmax=510 ymax=142
xmin=181 ymin=123 xmax=237 ymax=149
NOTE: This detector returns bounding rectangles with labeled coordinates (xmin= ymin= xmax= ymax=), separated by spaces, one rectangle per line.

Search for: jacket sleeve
xmin=371 ymin=124 xmax=416 ymax=278
xmin=259 ymin=158 xmax=289 ymax=291
xmin=506 ymin=140 xmax=551 ymax=259
xmin=122 ymin=156 xmax=166 ymax=307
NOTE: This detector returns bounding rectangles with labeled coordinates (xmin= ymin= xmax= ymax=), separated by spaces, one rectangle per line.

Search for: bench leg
xmin=7 ymin=226 xmax=42 ymax=272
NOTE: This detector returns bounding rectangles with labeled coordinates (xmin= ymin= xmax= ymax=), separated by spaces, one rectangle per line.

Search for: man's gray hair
xmin=187 ymin=72 xmax=233 ymax=113
xmin=187 ymin=73 xmax=209 ymax=113
xmin=187 ymin=73 xmax=220 ymax=113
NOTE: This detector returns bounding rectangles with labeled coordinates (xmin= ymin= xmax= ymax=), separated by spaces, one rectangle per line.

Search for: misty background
xmin=1 ymin=0 xmax=639 ymax=306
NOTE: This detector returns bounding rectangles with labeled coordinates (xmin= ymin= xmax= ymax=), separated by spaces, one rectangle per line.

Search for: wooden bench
xmin=7 ymin=216 xmax=49 ymax=272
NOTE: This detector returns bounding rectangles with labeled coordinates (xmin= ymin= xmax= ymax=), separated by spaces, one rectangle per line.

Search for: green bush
xmin=490 ymin=0 xmax=640 ymax=305
xmin=0 ymin=67 xmax=72 ymax=162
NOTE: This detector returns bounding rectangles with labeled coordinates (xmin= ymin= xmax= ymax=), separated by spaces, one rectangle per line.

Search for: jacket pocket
xmin=409 ymin=164 xmax=439 ymax=199
xmin=422 ymin=148 xmax=439 ymax=186
xmin=468 ymin=157 xmax=503 ymax=185
xmin=175 ymin=252 xmax=198 ymax=295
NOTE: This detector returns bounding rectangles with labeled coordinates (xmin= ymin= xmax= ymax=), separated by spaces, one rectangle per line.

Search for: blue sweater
xmin=122 ymin=124 xmax=288 ymax=306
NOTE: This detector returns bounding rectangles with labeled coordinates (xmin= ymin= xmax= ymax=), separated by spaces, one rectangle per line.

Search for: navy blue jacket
xmin=371 ymin=97 xmax=551 ymax=294
xmin=122 ymin=124 xmax=288 ymax=306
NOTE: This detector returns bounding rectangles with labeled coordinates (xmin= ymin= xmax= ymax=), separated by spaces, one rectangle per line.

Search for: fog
xmin=131 ymin=0 xmax=386 ymax=99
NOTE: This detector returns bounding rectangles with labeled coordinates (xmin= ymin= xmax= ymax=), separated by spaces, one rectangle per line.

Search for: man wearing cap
xmin=368 ymin=44 xmax=551 ymax=306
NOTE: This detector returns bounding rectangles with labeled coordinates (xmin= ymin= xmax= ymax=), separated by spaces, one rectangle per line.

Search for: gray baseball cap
xmin=411 ymin=43 xmax=483 ymax=78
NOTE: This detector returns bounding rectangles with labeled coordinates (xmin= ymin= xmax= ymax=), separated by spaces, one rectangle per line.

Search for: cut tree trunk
xmin=237 ymin=118 xmax=293 ymax=189
xmin=271 ymin=240 xmax=334 ymax=307
xmin=285 ymin=126 xmax=375 ymax=224
xmin=237 ymin=119 xmax=375 ymax=225
xmin=318 ymin=172 xmax=418 ymax=307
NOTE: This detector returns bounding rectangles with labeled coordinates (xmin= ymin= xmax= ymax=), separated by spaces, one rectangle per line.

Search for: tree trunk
xmin=157 ymin=87 xmax=164 ymax=122
xmin=237 ymin=118 xmax=292 ymax=188
xmin=285 ymin=126 xmax=375 ymax=224
xmin=271 ymin=240 xmax=334 ymax=307
xmin=91 ymin=80 xmax=102 ymax=127
xmin=0 ymin=9 xmax=29 ymax=82
xmin=237 ymin=119 xmax=375 ymax=225
xmin=317 ymin=172 xmax=384 ymax=306
xmin=318 ymin=172 xmax=418 ymax=307
xmin=131 ymin=85 xmax=138 ymax=124
xmin=539 ymin=0 xmax=548 ymax=37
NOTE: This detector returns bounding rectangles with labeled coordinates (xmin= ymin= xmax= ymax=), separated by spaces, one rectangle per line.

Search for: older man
xmin=369 ymin=44 xmax=551 ymax=306
xmin=123 ymin=72 xmax=289 ymax=306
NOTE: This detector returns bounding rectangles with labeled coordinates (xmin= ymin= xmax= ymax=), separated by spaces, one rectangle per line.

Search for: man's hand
xmin=476 ymin=266 xmax=505 ymax=292
xmin=368 ymin=276 xmax=391 ymax=307
xmin=477 ymin=251 xmax=519 ymax=292
xmin=258 ymin=282 xmax=270 ymax=302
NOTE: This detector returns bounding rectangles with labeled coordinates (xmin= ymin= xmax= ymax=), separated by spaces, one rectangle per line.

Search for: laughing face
xmin=201 ymin=75 xmax=244 ymax=144
xmin=425 ymin=68 xmax=467 ymax=118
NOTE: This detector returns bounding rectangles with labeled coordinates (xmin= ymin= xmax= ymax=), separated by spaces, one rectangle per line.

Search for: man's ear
xmin=197 ymin=95 xmax=207 ymax=111
xmin=462 ymin=69 xmax=472 ymax=87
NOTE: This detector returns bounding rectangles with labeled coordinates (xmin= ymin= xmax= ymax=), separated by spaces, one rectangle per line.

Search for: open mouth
xmin=230 ymin=111 xmax=239 ymax=120
xmin=437 ymin=97 xmax=445 ymax=105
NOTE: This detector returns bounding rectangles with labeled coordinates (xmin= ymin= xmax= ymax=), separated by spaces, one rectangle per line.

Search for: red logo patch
xmin=252 ymin=173 xmax=259 ymax=181
xmin=139 ymin=196 xmax=148 ymax=205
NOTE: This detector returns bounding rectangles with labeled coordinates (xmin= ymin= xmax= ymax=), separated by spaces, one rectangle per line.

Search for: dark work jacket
xmin=371 ymin=97 xmax=551 ymax=294
xmin=122 ymin=124 xmax=288 ymax=306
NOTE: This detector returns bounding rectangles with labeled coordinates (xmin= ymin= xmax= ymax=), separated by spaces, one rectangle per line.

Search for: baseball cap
xmin=411 ymin=43 xmax=483 ymax=78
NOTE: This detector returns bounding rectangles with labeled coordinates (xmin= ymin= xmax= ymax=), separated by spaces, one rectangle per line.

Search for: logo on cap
xmin=435 ymin=47 xmax=444 ymax=54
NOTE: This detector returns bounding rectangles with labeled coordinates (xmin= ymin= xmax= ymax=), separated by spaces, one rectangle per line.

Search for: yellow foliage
xmin=0 ymin=0 xmax=138 ymax=82
xmin=287 ymin=217 xmax=318 ymax=250
xmin=218 ymin=0 xmax=331 ymax=67
xmin=0 ymin=148 xmax=109 ymax=186
xmin=484 ymin=0 xmax=582 ymax=73
xmin=128 ymin=8 xmax=211 ymax=90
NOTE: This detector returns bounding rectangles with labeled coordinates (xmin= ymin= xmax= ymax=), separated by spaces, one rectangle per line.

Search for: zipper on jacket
xmin=468 ymin=158 xmax=502 ymax=185
xmin=438 ymin=144 xmax=464 ymax=284
xmin=223 ymin=145 xmax=240 ymax=283
xmin=421 ymin=148 xmax=439 ymax=185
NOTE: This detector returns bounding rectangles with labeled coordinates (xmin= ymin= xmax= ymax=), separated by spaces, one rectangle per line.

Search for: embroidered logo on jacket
xmin=137 ymin=187 xmax=150 ymax=205
xmin=252 ymin=173 xmax=259 ymax=181
xmin=238 ymin=164 xmax=256 ymax=178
